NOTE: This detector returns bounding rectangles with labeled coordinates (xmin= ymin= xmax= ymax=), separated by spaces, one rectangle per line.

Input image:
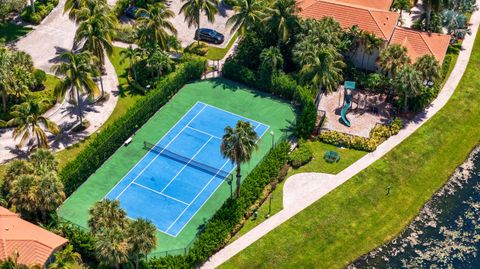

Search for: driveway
xmin=169 ymin=1 xmax=235 ymax=48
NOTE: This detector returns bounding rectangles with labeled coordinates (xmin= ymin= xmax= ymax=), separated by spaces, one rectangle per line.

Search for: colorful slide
xmin=340 ymin=95 xmax=352 ymax=127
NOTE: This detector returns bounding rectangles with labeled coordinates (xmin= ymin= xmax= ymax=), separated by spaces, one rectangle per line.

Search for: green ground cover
xmin=206 ymin=32 xmax=238 ymax=60
xmin=220 ymin=30 xmax=480 ymax=269
xmin=0 ymin=22 xmax=31 ymax=43
xmin=58 ymin=78 xmax=295 ymax=254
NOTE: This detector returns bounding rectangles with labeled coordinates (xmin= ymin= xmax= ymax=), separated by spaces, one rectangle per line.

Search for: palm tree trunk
xmin=235 ymin=165 xmax=241 ymax=198
xmin=135 ymin=255 xmax=139 ymax=269
xmin=404 ymin=94 xmax=409 ymax=112
xmin=1 ymin=92 xmax=6 ymax=112
xmin=99 ymin=76 xmax=104 ymax=98
xmin=75 ymin=87 xmax=83 ymax=125
xmin=30 ymin=0 xmax=35 ymax=13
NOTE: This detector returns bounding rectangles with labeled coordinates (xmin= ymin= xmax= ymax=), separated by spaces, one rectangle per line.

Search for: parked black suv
xmin=194 ymin=28 xmax=225 ymax=44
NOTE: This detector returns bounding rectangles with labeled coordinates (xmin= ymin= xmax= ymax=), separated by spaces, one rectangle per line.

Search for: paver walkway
xmin=0 ymin=0 xmax=119 ymax=163
xmin=202 ymin=3 xmax=480 ymax=268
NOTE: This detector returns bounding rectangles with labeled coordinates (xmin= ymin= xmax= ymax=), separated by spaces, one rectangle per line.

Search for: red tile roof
xmin=0 ymin=207 xmax=68 ymax=266
xmin=334 ymin=0 xmax=393 ymax=10
xmin=297 ymin=0 xmax=399 ymax=40
xmin=390 ymin=27 xmax=451 ymax=63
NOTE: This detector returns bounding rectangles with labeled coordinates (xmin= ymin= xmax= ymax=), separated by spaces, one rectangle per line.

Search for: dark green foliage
xmin=33 ymin=69 xmax=47 ymax=91
xmin=288 ymin=140 xmax=313 ymax=168
xmin=234 ymin=32 xmax=266 ymax=69
xmin=54 ymin=222 xmax=97 ymax=264
xmin=294 ymin=99 xmax=316 ymax=139
xmin=147 ymin=142 xmax=290 ymax=268
xmin=59 ymin=58 xmax=206 ymax=195
xmin=20 ymin=0 xmax=59 ymax=24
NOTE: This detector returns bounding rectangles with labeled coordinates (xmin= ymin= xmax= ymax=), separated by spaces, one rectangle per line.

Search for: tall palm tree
xmin=64 ymin=0 xmax=108 ymax=23
xmin=95 ymin=228 xmax=129 ymax=269
xmin=32 ymin=172 xmax=65 ymax=222
xmin=260 ymin=46 xmax=284 ymax=73
xmin=394 ymin=65 xmax=423 ymax=112
xmin=379 ymin=44 xmax=411 ymax=78
xmin=294 ymin=45 xmax=345 ymax=93
xmin=52 ymin=51 xmax=99 ymax=125
xmin=361 ymin=32 xmax=383 ymax=69
xmin=120 ymin=46 xmax=142 ymax=82
xmin=2 ymin=160 xmax=32 ymax=197
xmin=179 ymin=0 xmax=219 ymax=43
xmin=0 ymin=47 xmax=12 ymax=112
xmin=7 ymin=100 xmax=59 ymax=150
xmin=127 ymin=219 xmax=157 ymax=269
xmin=88 ymin=199 xmax=128 ymax=235
xmin=414 ymin=54 xmax=441 ymax=81
xmin=263 ymin=0 xmax=299 ymax=44
xmin=392 ymin=0 xmax=412 ymax=23
xmin=137 ymin=3 xmax=177 ymax=50
xmin=8 ymin=174 xmax=36 ymax=218
xmin=221 ymin=120 xmax=258 ymax=198
xmin=423 ymin=0 xmax=442 ymax=31
xmin=30 ymin=148 xmax=58 ymax=175
xmin=226 ymin=0 xmax=266 ymax=36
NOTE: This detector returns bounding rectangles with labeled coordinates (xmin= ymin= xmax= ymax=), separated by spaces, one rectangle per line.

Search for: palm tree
xmin=127 ymin=219 xmax=157 ymax=269
xmin=7 ymin=100 xmax=60 ymax=150
xmin=392 ymin=0 xmax=412 ymax=23
xmin=221 ymin=120 xmax=258 ymax=198
xmin=32 ymin=172 xmax=65 ymax=222
xmin=88 ymin=199 xmax=128 ymax=235
xmin=48 ymin=245 xmax=84 ymax=269
xmin=146 ymin=48 xmax=172 ymax=80
xmin=8 ymin=174 xmax=36 ymax=218
xmin=294 ymin=45 xmax=345 ymax=93
xmin=137 ymin=3 xmax=177 ymax=50
xmin=52 ymin=51 xmax=99 ymax=126
xmin=0 ymin=47 xmax=12 ymax=112
xmin=179 ymin=0 xmax=219 ymax=43
xmin=260 ymin=47 xmax=284 ymax=73
xmin=64 ymin=0 xmax=108 ymax=23
xmin=414 ymin=54 xmax=441 ymax=81
xmin=361 ymin=32 xmax=383 ymax=69
xmin=263 ymin=0 xmax=299 ymax=44
xmin=394 ymin=65 xmax=423 ymax=112
xmin=345 ymin=25 xmax=364 ymax=59
xmin=120 ymin=46 xmax=141 ymax=81
xmin=2 ymin=160 xmax=32 ymax=197
xmin=95 ymin=228 xmax=129 ymax=269
xmin=226 ymin=0 xmax=266 ymax=36
xmin=379 ymin=44 xmax=411 ymax=78
xmin=423 ymin=0 xmax=442 ymax=31
xmin=30 ymin=148 xmax=58 ymax=175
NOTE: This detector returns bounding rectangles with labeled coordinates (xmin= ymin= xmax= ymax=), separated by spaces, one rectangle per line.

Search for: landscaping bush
xmin=147 ymin=141 xmax=290 ymax=268
xmin=184 ymin=42 xmax=209 ymax=56
xmin=53 ymin=221 xmax=96 ymax=264
xmin=33 ymin=69 xmax=46 ymax=91
xmin=113 ymin=23 xmax=135 ymax=43
xmin=59 ymin=58 xmax=206 ymax=194
xmin=288 ymin=140 xmax=313 ymax=168
xmin=271 ymin=73 xmax=297 ymax=99
xmin=20 ymin=0 xmax=58 ymax=24
xmin=319 ymin=118 xmax=404 ymax=152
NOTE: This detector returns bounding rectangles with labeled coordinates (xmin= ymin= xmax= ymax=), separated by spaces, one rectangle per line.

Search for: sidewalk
xmin=0 ymin=0 xmax=119 ymax=163
xmin=201 ymin=2 xmax=480 ymax=268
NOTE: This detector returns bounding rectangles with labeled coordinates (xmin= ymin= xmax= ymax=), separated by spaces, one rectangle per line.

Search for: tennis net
xmin=143 ymin=141 xmax=231 ymax=178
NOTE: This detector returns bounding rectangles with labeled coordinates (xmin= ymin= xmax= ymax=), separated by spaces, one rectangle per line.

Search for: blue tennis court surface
xmin=106 ymin=102 xmax=269 ymax=236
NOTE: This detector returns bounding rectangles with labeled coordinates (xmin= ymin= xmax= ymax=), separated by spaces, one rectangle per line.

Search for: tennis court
xmin=106 ymin=102 xmax=269 ymax=236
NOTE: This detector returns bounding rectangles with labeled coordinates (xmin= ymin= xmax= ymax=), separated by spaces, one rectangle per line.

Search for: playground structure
xmin=317 ymin=84 xmax=394 ymax=138
xmin=340 ymin=81 xmax=356 ymax=127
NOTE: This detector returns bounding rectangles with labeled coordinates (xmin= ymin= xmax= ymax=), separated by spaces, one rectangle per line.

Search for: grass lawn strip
xmin=206 ymin=32 xmax=238 ymax=60
xmin=219 ymin=18 xmax=480 ymax=269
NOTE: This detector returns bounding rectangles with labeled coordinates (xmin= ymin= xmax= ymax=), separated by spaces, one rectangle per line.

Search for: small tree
xmin=414 ymin=54 xmax=440 ymax=82
xmin=221 ymin=120 xmax=259 ymax=197
xmin=379 ymin=44 xmax=411 ymax=78
xmin=394 ymin=65 xmax=423 ymax=112
xmin=127 ymin=219 xmax=157 ymax=269
xmin=88 ymin=199 xmax=128 ymax=235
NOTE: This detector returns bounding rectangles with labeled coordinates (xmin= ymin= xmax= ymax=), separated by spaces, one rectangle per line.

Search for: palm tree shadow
xmin=217 ymin=2 xmax=232 ymax=17
xmin=48 ymin=46 xmax=70 ymax=65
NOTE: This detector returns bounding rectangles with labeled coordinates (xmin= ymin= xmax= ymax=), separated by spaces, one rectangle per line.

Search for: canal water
xmin=350 ymin=147 xmax=480 ymax=268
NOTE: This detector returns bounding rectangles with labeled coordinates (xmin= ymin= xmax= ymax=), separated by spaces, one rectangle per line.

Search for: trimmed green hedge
xmin=147 ymin=141 xmax=290 ymax=268
xmin=319 ymin=118 xmax=404 ymax=152
xmin=288 ymin=141 xmax=313 ymax=168
xmin=59 ymin=58 xmax=206 ymax=194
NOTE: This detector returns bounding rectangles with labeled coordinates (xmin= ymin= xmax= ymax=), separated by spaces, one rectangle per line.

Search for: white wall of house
xmin=348 ymin=41 xmax=388 ymax=71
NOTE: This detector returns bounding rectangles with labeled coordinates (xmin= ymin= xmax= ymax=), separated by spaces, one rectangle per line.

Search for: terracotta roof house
xmin=296 ymin=0 xmax=451 ymax=70
xmin=0 ymin=207 xmax=68 ymax=267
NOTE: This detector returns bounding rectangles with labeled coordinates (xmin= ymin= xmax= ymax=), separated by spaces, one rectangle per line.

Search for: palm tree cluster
xmin=87 ymin=200 xmax=157 ymax=269
xmin=413 ymin=0 xmax=474 ymax=37
xmin=379 ymin=44 xmax=441 ymax=112
xmin=1 ymin=149 xmax=65 ymax=222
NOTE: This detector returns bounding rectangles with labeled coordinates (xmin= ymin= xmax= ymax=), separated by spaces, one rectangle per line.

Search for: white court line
xmin=197 ymin=101 xmax=270 ymax=129
xmin=132 ymin=182 xmax=189 ymax=206
xmin=113 ymin=104 xmax=208 ymax=200
xmin=105 ymin=101 xmax=204 ymax=198
xmin=186 ymin=125 xmax=222 ymax=140
xmin=160 ymin=136 xmax=214 ymax=193
xmin=166 ymin=159 xmax=232 ymax=233
xmin=171 ymin=123 xmax=271 ymax=237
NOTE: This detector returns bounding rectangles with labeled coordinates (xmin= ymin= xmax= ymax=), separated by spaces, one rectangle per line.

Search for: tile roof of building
xmin=390 ymin=27 xmax=451 ymax=63
xmin=0 ymin=207 xmax=68 ymax=266
xmin=297 ymin=0 xmax=399 ymax=40
xmin=333 ymin=0 xmax=394 ymax=10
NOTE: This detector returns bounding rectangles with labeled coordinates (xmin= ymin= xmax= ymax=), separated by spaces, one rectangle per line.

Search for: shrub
xmin=113 ymin=23 xmax=135 ymax=43
xmin=59 ymin=58 xmax=206 ymax=194
xmin=33 ymin=69 xmax=46 ymax=91
xmin=184 ymin=42 xmax=209 ymax=56
xmin=319 ymin=118 xmax=404 ymax=152
xmin=271 ymin=73 xmax=297 ymax=99
xmin=20 ymin=0 xmax=58 ymax=24
xmin=295 ymin=100 xmax=316 ymax=139
xmin=147 ymin=142 xmax=290 ymax=268
xmin=288 ymin=140 xmax=313 ymax=168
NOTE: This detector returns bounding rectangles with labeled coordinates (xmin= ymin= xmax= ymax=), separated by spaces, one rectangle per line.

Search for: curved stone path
xmin=0 ymin=0 xmax=119 ymax=163
xmin=202 ymin=3 xmax=480 ymax=268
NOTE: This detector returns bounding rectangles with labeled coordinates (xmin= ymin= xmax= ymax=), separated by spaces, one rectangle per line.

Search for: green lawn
xmin=206 ymin=32 xmax=238 ymax=60
xmin=220 ymin=29 xmax=480 ymax=269
xmin=0 ymin=22 xmax=31 ymax=43
xmin=55 ymin=46 xmax=142 ymax=169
